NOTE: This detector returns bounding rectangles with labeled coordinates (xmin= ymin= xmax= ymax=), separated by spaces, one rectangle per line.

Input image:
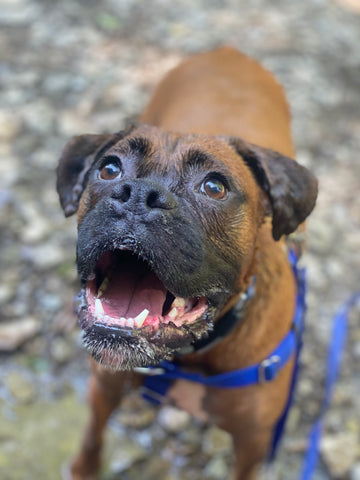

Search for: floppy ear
xmin=56 ymin=128 xmax=132 ymax=217
xmin=228 ymin=137 xmax=318 ymax=241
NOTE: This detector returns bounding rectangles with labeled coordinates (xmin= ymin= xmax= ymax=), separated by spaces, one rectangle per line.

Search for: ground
xmin=0 ymin=0 xmax=360 ymax=479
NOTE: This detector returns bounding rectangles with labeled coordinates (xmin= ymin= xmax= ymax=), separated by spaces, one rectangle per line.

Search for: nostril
xmin=146 ymin=190 xmax=161 ymax=209
xmin=119 ymin=184 xmax=131 ymax=202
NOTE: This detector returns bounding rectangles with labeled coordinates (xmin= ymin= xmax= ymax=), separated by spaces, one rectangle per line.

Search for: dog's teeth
xmin=126 ymin=318 xmax=134 ymax=328
xmin=119 ymin=317 xmax=126 ymax=327
xmin=98 ymin=277 xmax=109 ymax=297
xmin=134 ymin=309 xmax=149 ymax=328
xmin=95 ymin=298 xmax=104 ymax=316
xmin=168 ymin=307 xmax=178 ymax=318
xmin=173 ymin=297 xmax=186 ymax=308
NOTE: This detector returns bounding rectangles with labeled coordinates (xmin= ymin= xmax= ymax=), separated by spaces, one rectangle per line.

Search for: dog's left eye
xmin=201 ymin=177 xmax=229 ymax=200
xmin=99 ymin=161 xmax=122 ymax=180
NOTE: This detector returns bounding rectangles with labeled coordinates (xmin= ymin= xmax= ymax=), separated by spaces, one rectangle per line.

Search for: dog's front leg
xmin=70 ymin=363 xmax=141 ymax=480
xmin=231 ymin=429 xmax=273 ymax=480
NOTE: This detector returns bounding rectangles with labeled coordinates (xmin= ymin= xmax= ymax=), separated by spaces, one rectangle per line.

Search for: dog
xmin=57 ymin=47 xmax=318 ymax=479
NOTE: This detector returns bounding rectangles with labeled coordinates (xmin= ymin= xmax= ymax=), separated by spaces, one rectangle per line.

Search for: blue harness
xmin=139 ymin=249 xmax=305 ymax=460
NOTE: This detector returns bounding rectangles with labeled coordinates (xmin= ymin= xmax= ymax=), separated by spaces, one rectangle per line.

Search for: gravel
xmin=1 ymin=0 xmax=359 ymax=478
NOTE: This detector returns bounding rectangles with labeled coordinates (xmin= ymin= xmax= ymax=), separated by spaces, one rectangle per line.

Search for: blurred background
xmin=0 ymin=0 xmax=359 ymax=479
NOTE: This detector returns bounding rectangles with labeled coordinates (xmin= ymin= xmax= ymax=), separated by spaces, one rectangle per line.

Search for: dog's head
xmin=57 ymin=124 xmax=317 ymax=369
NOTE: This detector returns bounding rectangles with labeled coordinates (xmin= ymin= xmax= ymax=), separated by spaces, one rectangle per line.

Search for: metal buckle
xmin=139 ymin=386 xmax=169 ymax=404
xmin=134 ymin=367 xmax=166 ymax=376
xmin=258 ymin=355 xmax=281 ymax=384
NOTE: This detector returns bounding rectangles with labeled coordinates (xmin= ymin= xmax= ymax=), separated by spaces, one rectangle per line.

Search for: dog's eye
xmin=201 ymin=177 xmax=229 ymax=200
xmin=99 ymin=160 xmax=122 ymax=180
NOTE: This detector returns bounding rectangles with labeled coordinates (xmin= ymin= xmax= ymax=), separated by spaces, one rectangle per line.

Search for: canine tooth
xmin=95 ymin=298 xmax=104 ymax=316
xmin=98 ymin=277 xmax=109 ymax=297
xmin=126 ymin=318 xmax=134 ymax=328
xmin=168 ymin=307 xmax=178 ymax=318
xmin=134 ymin=309 xmax=149 ymax=328
xmin=173 ymin=297 xmax=186 ymax=308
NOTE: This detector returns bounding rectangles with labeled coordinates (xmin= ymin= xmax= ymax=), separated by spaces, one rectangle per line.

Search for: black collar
xmin=176 ymin=276 xmax=256 ymax=355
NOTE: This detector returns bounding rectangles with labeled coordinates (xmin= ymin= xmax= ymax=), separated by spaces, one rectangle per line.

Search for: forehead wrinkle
xmin=179 ymin=145 xmax=234 ymax=179
xmin=126 ymin=136 xmax=153 ymax=158
xmin=140 ymin=133 xmax=184 ymax=175
xmin=183 ymin=148 xmax=214 ymax=170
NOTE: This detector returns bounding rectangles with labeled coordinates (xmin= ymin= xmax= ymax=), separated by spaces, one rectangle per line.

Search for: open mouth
xmin=83 ymin=250 xmax=208 ymax=334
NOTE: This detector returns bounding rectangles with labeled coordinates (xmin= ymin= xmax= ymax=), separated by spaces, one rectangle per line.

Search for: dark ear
xmin=228 ymin=137 xmax=318 ymax=240
xmin=56 ymin=129 xmax=130 ymax=217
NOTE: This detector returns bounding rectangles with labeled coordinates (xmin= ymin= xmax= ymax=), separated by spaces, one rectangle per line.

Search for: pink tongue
xmin=101 ymin=270 xmax=167 ymax=319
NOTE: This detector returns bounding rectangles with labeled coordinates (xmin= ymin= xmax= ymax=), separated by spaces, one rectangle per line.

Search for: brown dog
xmin=57 ymin=47 xmax=317 ymax=479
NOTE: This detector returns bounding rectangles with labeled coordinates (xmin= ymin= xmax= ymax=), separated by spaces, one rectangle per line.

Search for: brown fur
xmin=58 ymin=47 xmax=317 ymax=479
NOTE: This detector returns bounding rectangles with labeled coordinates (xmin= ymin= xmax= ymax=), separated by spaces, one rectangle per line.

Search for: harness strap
xmin=142 ymin=327 xmax=297 ymax=390
xmin=268 ymin=249 xmax=306 ymax=461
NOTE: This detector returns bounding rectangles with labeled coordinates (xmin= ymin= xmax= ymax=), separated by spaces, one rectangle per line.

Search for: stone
xmin=0 ymin=318 xmax=41 ymax=352
xmin=109 ymin=439 xmax=147 ymax=474
xmin=6 ymin=371 xmax=37 ymax=404
xmin=158 ymin=405 xmax=191 ymax=433
xmin=204 ymin=456 xmax=230 ymax=479
xmin=203 ymin=426 xmax=233 ymax=456
xmin=21 ymin=243 xmax=64 ymax=270
xmin=351 ymin=463 xmax=360 ymax=480
xmin=116 ymin=402 xmax=156 ymax=430
xmin=51 ymin=337 xmax=74 ymax=364
xmin=0 ymin=111 xmax=20 ymax=140
xmin=321 ymin=432 xmax=359 ymax=478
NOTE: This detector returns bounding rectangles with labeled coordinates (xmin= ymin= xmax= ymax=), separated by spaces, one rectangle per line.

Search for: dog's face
xmin=57 ymin=124 xmax=317 ymax=369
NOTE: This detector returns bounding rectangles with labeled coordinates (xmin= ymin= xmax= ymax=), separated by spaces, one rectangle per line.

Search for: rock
xmin=0 ymin=2 xmax=40 ymax=26
xmin=51 ymin=337 xmax=74 ymax=364
xmin=351 ymin=463 xmax=360 ymax=480
xmin=0 ymin=317 xmax=41 ymax=352
xmin=334 ymin=0 xmax=360 ymax=13
xmin=21 ymin=243 xmax=64 ymax=270
xmin=0 ymin=284 xmax=15 ymax=305
xmin=38 ymin=293 xmax=63 ymax=313
xmin=20 ymin=203 xmax=53 ymax=243
xmin=57 ymin=110 xmax=92 ymax=137
xmin=0 ymin=111 xmax=20 ymax=140
xmin=321 ymin=432 xmax=359 ymax=478
xmin=353 ymin=341 xmax=360 ymax=359
xmin=109 ymin=439 xmax=147 ymax=474
xmin=158 ymin=405 xmax=191 ymax=433
xmin=116 ymin=399 xmax=156 ymax=430
xmin=6 ymin=371 xmax=37 ymax=404
xmin=21 ymin=99 xmax=55 ymax=134
xmin=131 ymin=457 xmax=173 ymax=480
xmin=204 ymin=456 xmax=230 ymax=479
xmin=203 ymin=426 xmax=233 ymax=456
xmin=285 ymin=406 xmax=301 ymax=434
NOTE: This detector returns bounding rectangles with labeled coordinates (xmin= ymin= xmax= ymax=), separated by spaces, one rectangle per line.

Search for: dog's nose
xmin=111 ymin=179 xmax=177 ymax=213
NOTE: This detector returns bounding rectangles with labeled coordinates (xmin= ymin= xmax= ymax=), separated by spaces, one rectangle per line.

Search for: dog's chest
xmin=167 ymin=379 xmax=209 ymax=422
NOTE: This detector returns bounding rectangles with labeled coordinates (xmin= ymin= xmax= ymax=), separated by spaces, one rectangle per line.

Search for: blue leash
xmin=300 ymin=292 xmax=360 ymax=479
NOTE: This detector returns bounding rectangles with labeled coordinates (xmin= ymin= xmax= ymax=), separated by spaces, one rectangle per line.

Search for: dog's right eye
xmin=99 ymin=160 xmax=122 ymax=180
